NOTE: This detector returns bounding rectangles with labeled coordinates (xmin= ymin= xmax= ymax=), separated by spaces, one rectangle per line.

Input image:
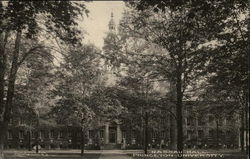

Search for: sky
xmin=80 ymin=1 xmax=126 ymax=48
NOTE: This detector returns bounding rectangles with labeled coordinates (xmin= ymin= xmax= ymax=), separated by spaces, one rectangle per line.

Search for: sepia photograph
xmin=0 ymin=0 xmax=249 ymax=159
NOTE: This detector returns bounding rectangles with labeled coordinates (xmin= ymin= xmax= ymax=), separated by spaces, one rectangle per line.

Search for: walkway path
xmin=99 ymin=150 xmax=133 ymax=159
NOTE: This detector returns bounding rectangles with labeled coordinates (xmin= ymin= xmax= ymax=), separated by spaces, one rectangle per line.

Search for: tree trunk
xmin=0 ymin=30 xmax=21 ymax=159
xmin=0 ymin=31 xmax=8 ymax=159
xmin=144 ymin=112 xmax=148 ymax=154
xmin=169 ymin=107 xmax=177 ymax=150
xmin=240 ymin=108 xmax=245 ymax=152
xmin=81 ymin=129 xmax=85 ymax=156
xmin=215 ymin=120 xmax=219 ymax=150
xmin=4 ymin=30 xmax=21 ymax=122
xmin=36 ymin=130 xmax=39 ymax=153
xmin=169 ymin=80 xmax=177 ymax=150
xmin=0 ymin=31 xmax=8 ymax=121
xmin=140 ymin=107 xmax=144 ymax=147
xmin=28 ymin=130 xmax=31 ymax=151
xmin=245 ymin=92 xmax=249 ymax=154
xmin=0 ymin=32 xmax=8 ymax=159
xmin=176 ymin=64 xmax=183 ymax=159
xmin=36 ymin=114 xmax=40 ymax=154
xmin=0 ymin=122 xmax=7 ymax=159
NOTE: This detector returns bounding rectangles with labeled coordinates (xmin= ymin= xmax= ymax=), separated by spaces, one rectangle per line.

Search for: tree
xmin=0 ymin=1 xmax=88 ymax=158
xmin=103 ymin=6 xmax=213 ymax=158
xmin=199 ymin=73 xmax=248 ymax=151
xmin=203 ymin=17 xmax=249 ymax=151
xmin=103 ymin=23 xmax=176 ymax=153
xmin=21 ymin=52 xmax=54 ymax=153
xmin=195 ymin=85 xmax=239 ymax=149
xmin=127 ymin=0 xmax=249 ymax=154
xmin=2 ymin=43 xmax=55 ymax=152
xmin=52 ymin=44 xmax=101 ymax=154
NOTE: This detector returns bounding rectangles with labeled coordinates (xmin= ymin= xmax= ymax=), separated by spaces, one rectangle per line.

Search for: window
xmin=225 ymin=117 xmax=231 ymax=125
xmin=198 ymin=130 xmax=204 ymax=139
xmin=187 ymin=117 xmax=193 ymax=126
xmin=19 ymin=130 xmax=24 ymax=139
xmin=40 ymin=130 xmax=45 ymax=139
xmin=161 ymin=118 xmax=166 ymax=125
xmin=218 ymin=118 xmax=223 ymax=126
xmin=198 ymin=116 xmax=205 ymax=126
xmin=77 ymin=132 xmax=81 ymax=138
xmin=89 ymin=130 xmax=94 ymax=138
xmin=19 ymin=117 xmax=24 ymax=125
xmin=31 ymin=131 xmax=36 ymax=139
xmin=219 ymin=130 xmax=225 ymax=139
xmin=9 ymin=118 xmax=13 ymax=125
xmin=99 ymin=130 xmax=104 ymax=138
xmin=50 ymin=130 xmax=54 ymax=138
xmin=122 ymin=131 xmax=126 ymax=138
xmin=226 ymin=130 xmax=231 ymax=139
xmin=209 ymin=116 xmax=214 ymax=124
xmin=187 ymin=130 xmax=192 ymax=140
xmin=152 ymin=131 xmax=157 ymax=139
xmin=131 ymin=130 xmax=136 ymax=138
xmin=59 ymin=131 xmax=63 ymax=138
xmin=68 ymin=131 xmax=72 ymax=138
xmin=209 ymin=130 xmax=214 ymax=138
xmin=160 ymin=131 xmax=165 ymax=138
xmin=8 ymin=130 xmax=13 ymax=139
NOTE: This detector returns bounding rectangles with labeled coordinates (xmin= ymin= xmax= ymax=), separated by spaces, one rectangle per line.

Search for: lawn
xmin=3 ymin=149 xmax=248 ymax=159
xmin=5 ymin=153 xmax=101 ymax=159
xmin=5 ymin=153 xmax=247 ymax=159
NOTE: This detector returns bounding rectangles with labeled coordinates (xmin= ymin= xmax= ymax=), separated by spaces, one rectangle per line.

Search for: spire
xmin=108 ymin=12 xmax=116 ymax=32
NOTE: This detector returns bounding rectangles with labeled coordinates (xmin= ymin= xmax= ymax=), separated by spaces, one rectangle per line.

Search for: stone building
xmin=5 ymin=101 xmax=240 ymax=150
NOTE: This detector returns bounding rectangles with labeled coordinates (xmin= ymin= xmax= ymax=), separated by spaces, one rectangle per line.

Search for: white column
xmin=104 ymin=123 xmax=109 ymax=144
xmin=116 ymin=124 xmax=122 ymax=144
xmin=87 ymin=130 xmax=90 ymax=144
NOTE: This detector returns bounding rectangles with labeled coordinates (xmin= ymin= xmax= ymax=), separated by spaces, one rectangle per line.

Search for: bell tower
xmin=108 ymin=12 xmax=116 ymax=32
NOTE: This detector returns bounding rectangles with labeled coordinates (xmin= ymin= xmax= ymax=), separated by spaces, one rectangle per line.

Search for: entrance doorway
xmin=109 ymin=128 xmax=116 ymax=143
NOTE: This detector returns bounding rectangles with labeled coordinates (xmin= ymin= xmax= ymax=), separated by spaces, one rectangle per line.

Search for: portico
xmin=104 ymin=121 xmax=122 ymax=144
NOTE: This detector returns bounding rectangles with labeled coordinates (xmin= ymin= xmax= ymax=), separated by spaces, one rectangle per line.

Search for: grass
xmin=5 ymin=152 xmax=101 ymax=159
xmin=3 ymin=149 xmax=248 ymax=159
xmin=5 ymin=153 xmax=247 ymax=159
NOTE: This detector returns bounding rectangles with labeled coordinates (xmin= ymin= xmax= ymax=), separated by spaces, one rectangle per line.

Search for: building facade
xmin=5 ymin=101 xmax=240 ymax=150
